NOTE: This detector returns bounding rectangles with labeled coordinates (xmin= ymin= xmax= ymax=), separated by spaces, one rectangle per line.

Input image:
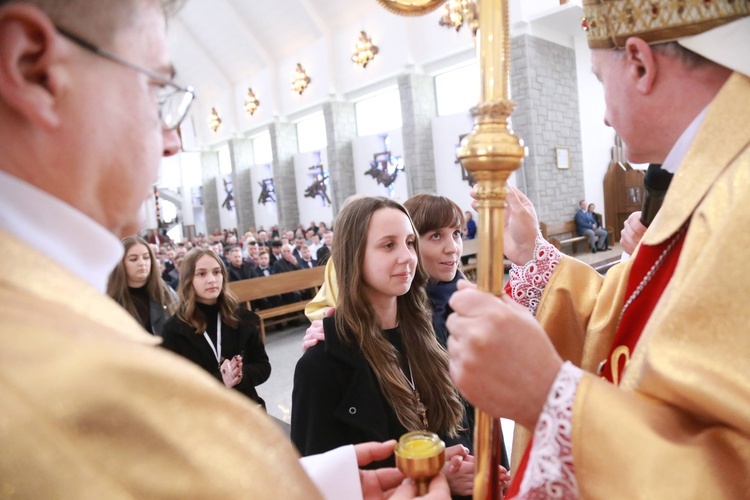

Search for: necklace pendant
xmin=414 ymin=390 xmax=428 ymax=429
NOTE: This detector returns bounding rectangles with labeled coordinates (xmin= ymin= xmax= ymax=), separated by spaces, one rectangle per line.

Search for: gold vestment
xmin=517 ymin=72 xmax=750 ymax=498
xmin=0 ymin=231 xmax=320 ymax=498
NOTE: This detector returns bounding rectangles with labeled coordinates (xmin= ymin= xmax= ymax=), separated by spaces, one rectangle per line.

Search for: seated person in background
xmin=587 ymin=203 xmax=610 ymax=249
xmin=244 ymin=238 xmax=260 ymax=267
xmin=574 ymin=199 xmax=609 ymax=252
xmin=251 ymin=250 xmax=284 ymax=311
xmin=269 ymin=240 xmax=283 ymax=265
xmin=317 ymin=230 xmax=333 ymax=266
xmin=107 ymin=236 xmax=178 ymax=336
xmin=227 ymin=246 xmax=255 ymax=282
xmin=273 ymin=243 xmax=302 ymax=274
xmin=308 ymin=233 xmax=322 ymax=256
xmin=292 ymin=197 xmax=478 ymax=497
xmin=462 ymin=211 xmax=476 ymax=240
xmin=162 ymin=249 xmax=270 ymax=409
xmin=298 ymin=244 xmax=317 ymax=269
xmin=273 ymin=243 xmax=303 ymax=305
xmin=292 ymin=236 xmax=306 ymax=262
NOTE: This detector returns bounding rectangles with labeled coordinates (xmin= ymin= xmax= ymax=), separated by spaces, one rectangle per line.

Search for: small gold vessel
xmin=394 ymin=431 xmax=446 ymax=496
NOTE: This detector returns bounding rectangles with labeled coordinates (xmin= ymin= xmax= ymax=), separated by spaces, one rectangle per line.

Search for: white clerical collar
xmin=661 ymin=105 xmax=709 ymax=175
xmin=0 ymin=170 xmax=123 ymax=293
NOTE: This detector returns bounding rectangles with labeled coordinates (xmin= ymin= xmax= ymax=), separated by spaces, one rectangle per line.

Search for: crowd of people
xmin=2 ymin=0 xmax=748 ymax=498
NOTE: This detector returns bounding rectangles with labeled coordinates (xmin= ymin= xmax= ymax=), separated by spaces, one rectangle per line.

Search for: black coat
xmin=272 ymin=258 xmax=300 ymax=274
xmin=291 ymin=316 xmax=470 ymax=468
xmin=161 ymin=305 xmax=270 ymax=408
xmin=227 ymin=261 xmax=256 ymax=282
xmin=316 ymin=245 xmax=331 ymax=265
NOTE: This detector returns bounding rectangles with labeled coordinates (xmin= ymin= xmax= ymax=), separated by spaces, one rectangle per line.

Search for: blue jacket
xmin=574 ymin=209 xmax=598 ymax=235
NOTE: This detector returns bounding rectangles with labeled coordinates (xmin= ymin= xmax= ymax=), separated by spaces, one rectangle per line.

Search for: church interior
xmin=146 ymin=0 xmax=634 ymax=444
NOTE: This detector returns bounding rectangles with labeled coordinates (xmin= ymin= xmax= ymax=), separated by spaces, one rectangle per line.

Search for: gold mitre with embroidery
xmin=581 ymin=0 xmax=750 ymax=49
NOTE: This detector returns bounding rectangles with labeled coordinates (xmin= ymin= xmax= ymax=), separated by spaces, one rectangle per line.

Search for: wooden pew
xmin=228 ymin=266 xmax=326 ymax=343
xmin=540 ymin=221 xmax=613 ymax=255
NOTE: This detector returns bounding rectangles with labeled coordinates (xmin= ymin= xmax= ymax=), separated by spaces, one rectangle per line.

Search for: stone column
xmin=398 ymin=72 xmax=438 ymax=195
xmin=179 ymin=157 xmax=196 ymax=241
xmin=201 ymin=150 xmax=221 ymax=236
xmin=323 ymin=101 xmax=357 ymax=215
xmin=229 ymin=137 xmax=256 ymax=233
xmin=510 ymin=34 xmax=584 ymax=224
xmin=269 ymin=122 xmax=299 ymax=232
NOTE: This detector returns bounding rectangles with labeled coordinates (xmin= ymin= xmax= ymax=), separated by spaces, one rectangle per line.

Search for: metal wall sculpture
xmin=257 ymin=178 xmax=276 ymax=205
xmin=221 ymin=176 xmax=234 ymax=211
xmin=305 ymin=163 xmax=331 ymax=205
xmin=365 ymin=150 xmax=404 ymax=192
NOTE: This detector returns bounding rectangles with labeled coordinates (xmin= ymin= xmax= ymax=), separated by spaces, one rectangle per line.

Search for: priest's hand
xmin=389 ymin=474 xmax=450 ymax=499
xmin=447 ymin=280 xmax=563 ymax=429
xmin=355 ymin=441 xmax=405 ymax=500
xmin=469 ymin=184 xmax=539 ymax=265
xmin=621 ymin=211 xmax=647 ymax=255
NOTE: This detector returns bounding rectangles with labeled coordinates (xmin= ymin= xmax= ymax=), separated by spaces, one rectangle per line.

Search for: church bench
xmin=540 ymin=221 xmax=613 ymax=255
xmin=540 ymin=221 xmax=589 ymax=254
xmin=228 ymin=266 xmax=326 ymax=343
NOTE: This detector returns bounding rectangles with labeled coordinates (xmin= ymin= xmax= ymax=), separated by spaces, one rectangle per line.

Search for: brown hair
xmin=175 ymin=248 xmax=239 ymax=333
xmin=107 ymin=236 xmax=177 ymax=321
xmin=404 ymin=193 xmax=465 ymax=236
xmin=333 ymin=196 xmax=463 ymax=436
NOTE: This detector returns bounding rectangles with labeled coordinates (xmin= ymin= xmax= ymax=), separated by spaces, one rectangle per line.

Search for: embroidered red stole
xmin=506 ymin=229 xmax=687 ymax=498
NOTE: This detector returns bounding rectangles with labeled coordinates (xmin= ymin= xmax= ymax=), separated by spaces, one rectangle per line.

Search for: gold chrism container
xmin=394 ymin=431 xmax=446 ymax=496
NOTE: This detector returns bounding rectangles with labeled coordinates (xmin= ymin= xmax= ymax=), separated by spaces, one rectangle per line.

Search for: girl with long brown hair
xmin=161 ymin=248 xmax=270 ymax=408
xmin=107 ymin=236 xmax=177 ymax=336
xmin=291 ymin=197 xmax=474 ymax=495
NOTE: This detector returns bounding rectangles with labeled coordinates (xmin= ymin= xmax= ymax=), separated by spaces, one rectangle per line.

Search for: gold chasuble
xmin=526 ymin=73 xmax=750 ymax=498
xmin=0 ymin=231 xmax=320 ymax=498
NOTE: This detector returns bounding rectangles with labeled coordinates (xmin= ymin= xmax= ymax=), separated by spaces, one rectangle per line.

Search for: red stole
xmin=505 ymin=228 xmax=687 ymax=498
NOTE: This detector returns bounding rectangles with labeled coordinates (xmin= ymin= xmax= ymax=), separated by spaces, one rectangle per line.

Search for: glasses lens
xmin=160 ymin=87 xmax=194 ymax=130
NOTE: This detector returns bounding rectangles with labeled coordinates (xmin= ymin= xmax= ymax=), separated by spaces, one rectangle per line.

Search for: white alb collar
xmin=0 ymin=170 xmax=123 ymax=293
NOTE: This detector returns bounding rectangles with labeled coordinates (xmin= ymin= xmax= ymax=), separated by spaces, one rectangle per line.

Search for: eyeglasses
xmin=56 ymin=26 xmax=195 ymax=131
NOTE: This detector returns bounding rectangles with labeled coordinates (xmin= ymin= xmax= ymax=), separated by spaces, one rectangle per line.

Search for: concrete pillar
xmin=179 ymin=157 xmax=195 ymax=241
xmin=229 ymin=137 xmax=256 ymax=233
xmin=398 ymin=72 xmax=438 ymax=195
xmin=269 ymin=122 xmax=299 ymax=232
xmin=323 ymin=101 xmax=358 ymax=215
xmin=201 ymin=150 xmax=221 ymax=236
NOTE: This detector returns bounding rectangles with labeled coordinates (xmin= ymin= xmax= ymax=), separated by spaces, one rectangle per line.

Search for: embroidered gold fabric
xmin=582 ymin=0 xmax=750 ymax=49
xmin=522 ymin=73 xmax=750 ymax=497
xmin=0 ymin=231 xmax=320 ymax=498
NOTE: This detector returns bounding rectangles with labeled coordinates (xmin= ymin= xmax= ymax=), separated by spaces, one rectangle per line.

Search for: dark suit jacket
xmin=161 ymin=308 xmax=270 ymax=407
xmin=299 ymin=258 xmax=317 ymax=269
xmin=316 ymin=245 xmax=331 ymax=265
xmin=272 ymin=258 xmax=300 ymax=274
xmin=251 ymin=266 xmax=273 ymax=278
xmin=291 ymin=316 xmax=470 ymax=467
xmin=269 ymin=251 xmax=282 ymax=265
xmin=227 ymin=261 xmax=256 ymax=282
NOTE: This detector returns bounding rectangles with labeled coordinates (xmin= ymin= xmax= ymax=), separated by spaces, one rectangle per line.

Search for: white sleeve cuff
xmin=299 ymin=444 xmax=362 ymax=500
xmin=518 ymin=361 xmax=583 ymax=499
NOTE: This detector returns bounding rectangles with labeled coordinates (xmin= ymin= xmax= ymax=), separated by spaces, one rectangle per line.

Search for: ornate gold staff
xmin=377 ymin=1 xmax=524 ymax=498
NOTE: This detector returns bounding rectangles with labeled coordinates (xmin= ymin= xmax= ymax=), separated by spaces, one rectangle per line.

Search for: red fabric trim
xmin=601 ymin=229 xmax=687 ymax=385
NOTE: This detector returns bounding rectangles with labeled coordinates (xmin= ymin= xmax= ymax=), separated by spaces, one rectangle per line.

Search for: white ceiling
xmin=169 ymin=0 xmax=379 ymax=91
xmin=166 ymin=0 xmax=583 ymax=148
